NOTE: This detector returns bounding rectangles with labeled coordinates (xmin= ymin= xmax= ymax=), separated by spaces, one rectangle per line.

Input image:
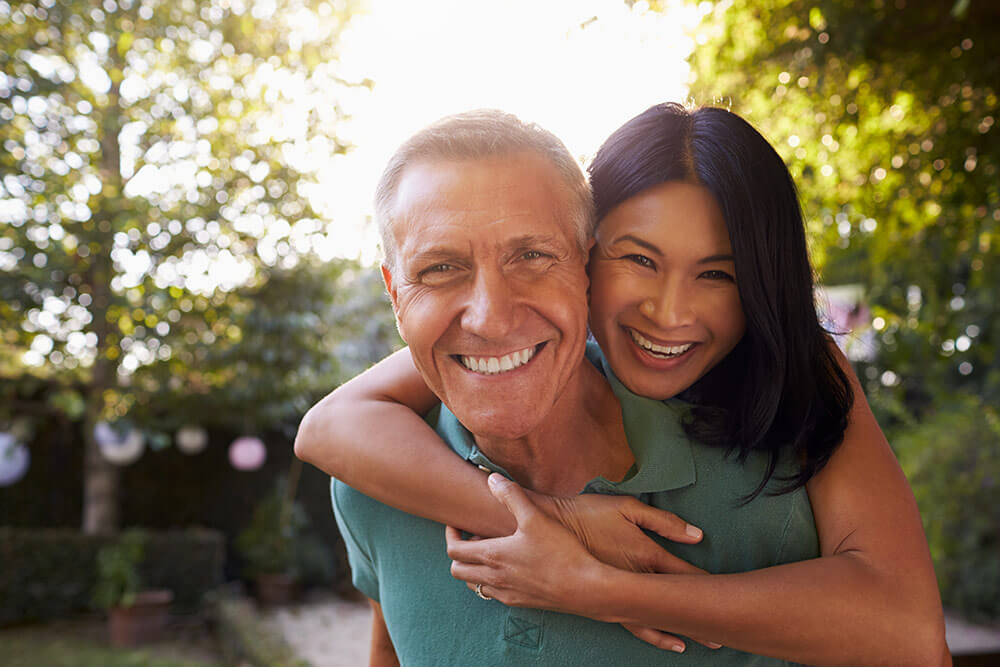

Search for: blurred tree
xmin=687 ymin=0 xmax=999 ymax=419
xmin=131 ymin=258 xmax=398 ymax=441
xmin=0 ymin=0 xmax=369 ymax=533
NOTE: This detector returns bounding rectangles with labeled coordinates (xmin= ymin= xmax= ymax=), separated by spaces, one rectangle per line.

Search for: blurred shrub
xmin=92 ymin=528 xmax=147 ymax=610
xmin=0 ymin=527 xmax=224 ymax=625
xmin=236 ymin=478 xmax=334 ymax=586
xmin=892 ymin=394 xmax=1000 ymax=621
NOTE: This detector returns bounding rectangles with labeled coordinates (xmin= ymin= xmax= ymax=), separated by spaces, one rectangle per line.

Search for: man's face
xmin=382 ymin=152 xmax=591 ymax=440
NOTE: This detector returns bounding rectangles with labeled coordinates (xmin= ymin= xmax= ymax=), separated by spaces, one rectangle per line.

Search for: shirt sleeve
xmin=331 ymin=478 xmax=381 ymax=602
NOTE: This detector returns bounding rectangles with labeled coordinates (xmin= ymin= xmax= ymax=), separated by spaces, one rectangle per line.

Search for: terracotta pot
xmin=254 ymin=573 xmax=299 ymax=605
xmin=108 ymin=589 xmax=174 ymax=647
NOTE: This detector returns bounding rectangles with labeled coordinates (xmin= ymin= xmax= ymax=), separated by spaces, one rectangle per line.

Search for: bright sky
xmin=314 ymin=0 xmax=709 ymax=264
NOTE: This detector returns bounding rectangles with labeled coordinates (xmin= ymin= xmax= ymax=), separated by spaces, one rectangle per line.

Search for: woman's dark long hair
xmin=589 ymin=103 xmax=853 ymax=499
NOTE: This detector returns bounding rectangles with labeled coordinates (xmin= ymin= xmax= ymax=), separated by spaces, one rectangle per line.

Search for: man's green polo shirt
xmin=332 ymin=344 xmax=818 ymax=665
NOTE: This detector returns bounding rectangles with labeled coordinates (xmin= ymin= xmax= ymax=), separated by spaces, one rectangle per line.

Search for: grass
xmin=0 ymin=616 xmax=223 ymax=667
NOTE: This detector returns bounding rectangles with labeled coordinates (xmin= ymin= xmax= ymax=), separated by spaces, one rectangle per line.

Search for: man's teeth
xmin=461 ymin=346 xmax=536 ymax=375
xmin=629 ymin=330 xmax=693 ymax=357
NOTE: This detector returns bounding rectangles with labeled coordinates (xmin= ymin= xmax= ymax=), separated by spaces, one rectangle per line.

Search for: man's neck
xmin=472 ymin=359 xmax=634 ymax=496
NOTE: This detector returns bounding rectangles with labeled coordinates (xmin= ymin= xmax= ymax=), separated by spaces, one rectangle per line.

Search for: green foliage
xmin=893 ymin=394 xmax=1000 ymax=621
xmin=131 ymin=257 xmax=399 ymax=439
xmin=0 ymin=624 xmax=221 ymax=667
xmin=0 ymin=527 xmax=224 ymax=625
xmin=688 ymin=0 xmax=999 ymax=415
xmin=235 ymin=477 xmax=333 ymax=582
xmin=92 ymin=528 xmax=148 ymax=610
xmin=1 ymin=0 xmax=363 ymax=398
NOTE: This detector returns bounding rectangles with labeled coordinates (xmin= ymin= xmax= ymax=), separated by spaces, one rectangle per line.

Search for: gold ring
xmin=475 ymin=583 xmax=492 ymax=601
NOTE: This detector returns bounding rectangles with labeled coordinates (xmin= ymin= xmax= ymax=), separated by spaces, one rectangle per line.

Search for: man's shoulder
xmin=330 ymin=478 xmax=396 ymax=536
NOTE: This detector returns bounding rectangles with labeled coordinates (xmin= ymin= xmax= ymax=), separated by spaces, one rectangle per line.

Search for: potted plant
xmin=236 ymin=478 xmax=305 ymax=604
xmin=92 ymin=528 xmax=174 ymax=647
xmin=237 ymin=476 xmax=332 ymax=605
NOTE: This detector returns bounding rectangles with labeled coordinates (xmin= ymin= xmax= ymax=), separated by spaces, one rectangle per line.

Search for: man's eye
xmin=624 ymin=254 xmax=655 ymax=268
xmin=521 ymin=250 xmax=548 ymax=261
xmin=700 ymin=269 xmax=735 ymax=282
xmin=419 ymin=263 xmax=461 ymax=284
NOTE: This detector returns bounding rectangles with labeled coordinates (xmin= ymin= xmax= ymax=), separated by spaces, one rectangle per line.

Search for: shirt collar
xmin=588 ymin=342 xmax=696 ymax=494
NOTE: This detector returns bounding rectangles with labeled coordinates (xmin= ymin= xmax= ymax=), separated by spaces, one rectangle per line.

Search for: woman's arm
xmin=447 ymin=351 xmax=950 ymax=666
xmin=294 ymin=347 xmax=704 ymax=571
xmin=295 ymin=347 xmax=517 ymax=537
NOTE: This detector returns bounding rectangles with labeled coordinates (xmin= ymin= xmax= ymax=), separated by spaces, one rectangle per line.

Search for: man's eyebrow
xmin=608 ymin=234 xmax=663 ymax=257
xmin=504 ymin=233 xmax=563 ymax=249
xmin=404 ymin=247 xmax=465 ymax=269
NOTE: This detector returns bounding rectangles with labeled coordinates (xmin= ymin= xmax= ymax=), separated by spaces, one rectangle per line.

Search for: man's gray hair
xmin=374 ymin=109 xmax=595 ymax=270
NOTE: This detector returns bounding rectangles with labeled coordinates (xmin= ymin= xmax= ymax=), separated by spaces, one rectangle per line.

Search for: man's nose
xmin=460 ymin=269 xmax=519 ymax=340
xmin=638 ymin=278 xmax=695 ymax=329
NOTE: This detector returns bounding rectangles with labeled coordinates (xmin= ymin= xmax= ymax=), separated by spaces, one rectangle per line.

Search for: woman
xmin=296 ymin=104 xmax=948 ymax=665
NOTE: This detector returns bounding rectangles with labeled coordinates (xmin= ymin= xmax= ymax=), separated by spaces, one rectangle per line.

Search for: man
xmin=330 ymin=110 xmax=660 ymax=664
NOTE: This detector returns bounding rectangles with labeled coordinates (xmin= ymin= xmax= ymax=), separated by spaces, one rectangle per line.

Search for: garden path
xmin=266 ymin=595 xmax=1000 ymax=665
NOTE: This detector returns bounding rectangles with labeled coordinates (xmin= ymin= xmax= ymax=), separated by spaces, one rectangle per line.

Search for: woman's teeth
xmin=461 ymin=346 xmax=536 ymax=375
xmin=629 ymin=330 xmax=693 ymax=358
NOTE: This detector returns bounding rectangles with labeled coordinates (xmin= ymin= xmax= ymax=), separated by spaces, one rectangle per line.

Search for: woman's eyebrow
xmin=697 ymin=253 xmax=736 ymax=264
xmin=610 ymin=234 xmax=663 ymax=257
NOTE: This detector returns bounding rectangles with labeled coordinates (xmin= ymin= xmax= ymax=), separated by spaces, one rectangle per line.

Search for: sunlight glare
xmin=317 ymin=0 xmax=702 ymax=264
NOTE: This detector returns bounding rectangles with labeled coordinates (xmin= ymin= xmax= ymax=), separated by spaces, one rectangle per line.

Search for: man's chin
xmin=444 ymin=404 xmax=544 ymax=442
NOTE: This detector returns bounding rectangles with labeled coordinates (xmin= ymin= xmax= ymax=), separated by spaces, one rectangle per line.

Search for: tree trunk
xmin=82 ymin=247 xmax=118 ymax=534
xmin=82 ymin=49 xmax=124 ymax=535
xmin=82 ymin=414 xmax=119 ymax=534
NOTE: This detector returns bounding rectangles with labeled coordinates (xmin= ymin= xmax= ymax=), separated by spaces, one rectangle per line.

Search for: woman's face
xmin=588 ymin=181 xmax=746 ymax=401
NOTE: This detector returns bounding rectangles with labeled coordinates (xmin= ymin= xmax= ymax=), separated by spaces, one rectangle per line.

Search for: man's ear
xmin=380 ymin=263 xmax=399 ymax=310
xmin=380 ymin=263 xmax=406 ymax=341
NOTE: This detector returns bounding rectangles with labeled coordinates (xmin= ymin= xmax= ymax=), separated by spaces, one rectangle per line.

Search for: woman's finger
xmin=445 ymin=525 xmax=493 ymax=563
xmin=622 ymin=623 xmax=687 ymax=653
xmin=622 ymin=496 xmax=703 ymax=544
xmin=449 ymin=556 xmax=496 ymax=587
xmin=486 ymin=473 xmax=541 ymax=526
xmin=645 ymin=546 xmax=708 ymax=575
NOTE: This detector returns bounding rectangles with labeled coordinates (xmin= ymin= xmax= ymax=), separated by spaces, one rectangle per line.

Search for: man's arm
xmin=368 ymin=600 xmax=399 ymax=667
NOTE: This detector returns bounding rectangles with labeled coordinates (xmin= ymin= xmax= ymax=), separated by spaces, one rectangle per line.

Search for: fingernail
xmin=487 ymin=473 xmax=503 ymax=487
xmin=685 ymin=524 xmax=703 ymax=539
xmin=671 ymin=644 xmax=685 ymax=653
xmin=707 ymin=642 xmax=723 ymax=649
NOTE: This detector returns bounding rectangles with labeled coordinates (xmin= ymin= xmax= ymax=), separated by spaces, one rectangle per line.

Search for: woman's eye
xmin=700 ymin=269 xmax=735 ymax=282
xmin=625 ymin=254 xmax=655 ymax=268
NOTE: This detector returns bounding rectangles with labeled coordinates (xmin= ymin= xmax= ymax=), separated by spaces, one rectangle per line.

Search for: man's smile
xmin=453 ymin=342 xmax=546 ymax=375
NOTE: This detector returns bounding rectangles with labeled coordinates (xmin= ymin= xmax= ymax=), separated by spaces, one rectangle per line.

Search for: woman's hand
xmin=447 ymin=474 xmax=721 ymax=653
xmin=528 ymin=487 xmax=705 ymax=574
